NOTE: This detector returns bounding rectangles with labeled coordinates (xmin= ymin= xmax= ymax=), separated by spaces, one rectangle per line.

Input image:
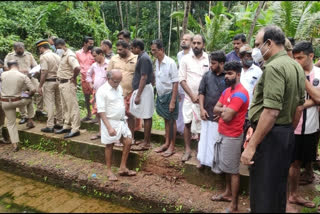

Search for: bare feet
xmin=211 ymin=193 xmax=232 ymax=202
xmin=118 ymin=168 xmax=136 ymax=176
xmin=288 ymin=195 xmax=315 ymax=208
xmin=106 ymin=170 xmax=118 ymax=181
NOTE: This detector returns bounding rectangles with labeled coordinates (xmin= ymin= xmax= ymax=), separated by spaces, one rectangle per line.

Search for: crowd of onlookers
xmin=0 ymin=24 xmax=320 ymax=213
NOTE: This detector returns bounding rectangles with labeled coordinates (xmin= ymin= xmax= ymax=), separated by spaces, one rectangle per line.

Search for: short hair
xmin=83 ymin=36 xmax=94 ymax=44
xmin=261 ymin=25 xmax=285 ymax=46
xmin=288 ymin=37 xmax=295 ymax=46
xmin=116 ymin=40 xmax=129 ymax=49
xmin=92 ymin=47 xmax=104 ymax=55
xmin=151 ymin=39 xmax=164 ymax=50
xmin=292 ymin=41 xmax=314 ymax=55
xmin=224 ymin=61 xmax=242 ymax=73
xmin=0 ymin=59 xmax=4 ymax=65
xmin=7 ymin=60 xmax=18 ymax=69
xmin=101 ymin=40 xmax=112 ymax=49
xmin=210 ymin=51 xmax=226 ymax=63
xmin=192 ymin=34 xmax=206 ymax=44
xmin=55 ymin=38 xmax=66 ymax=46
xmin=131 ymin=39 xmax=144 ymax=51
xmin=233 ymin=34 xmax=246 ymax=43
xmin=107 ymin=69 xmax=121 ymax=79
xmin=117 ymin=30 xmax=131 ymax=40
xmin=13 ymin=42 xmax=24 ymax=49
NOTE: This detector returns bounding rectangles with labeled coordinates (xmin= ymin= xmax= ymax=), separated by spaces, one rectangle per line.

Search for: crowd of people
xmin=0 ymin=24 xmax=320 ymax=213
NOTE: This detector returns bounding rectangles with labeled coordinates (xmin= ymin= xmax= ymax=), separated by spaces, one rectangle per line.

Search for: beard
xmin=225 ymin=78 xmax=236 ymax=87
xmin=193 ymin=48 xmax=203 ymax=56
xmin=181 ymin=44 xmax=189 ymax=50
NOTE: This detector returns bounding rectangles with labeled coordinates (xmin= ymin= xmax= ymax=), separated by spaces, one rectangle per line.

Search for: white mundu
xmin=96 ymin=81 xmax=131 ymax=144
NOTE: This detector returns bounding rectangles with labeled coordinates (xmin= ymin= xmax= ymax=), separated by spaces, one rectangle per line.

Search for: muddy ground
xmin=0 ymin=143 xmax=319 ymax=213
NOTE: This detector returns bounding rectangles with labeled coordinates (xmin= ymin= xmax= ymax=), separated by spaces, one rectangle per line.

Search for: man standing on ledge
xmin=241 ymin=25 xmax=305 ymax=213
xmin=55 ymin=39 xmax=82 ymax=139
xmin=96 ymin=69 xmax=136 ymax=181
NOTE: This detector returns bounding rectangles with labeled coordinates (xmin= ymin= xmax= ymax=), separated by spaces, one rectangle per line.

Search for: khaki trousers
xmin=59 ymin=82 xmax=80 ymax=133
xmin=0 ymin=101 xmax=5 ymax=139
xmin=2 ymin=98 xmax=34 ymax=143
xmin=19 ymin=77 xmax=43 ymax=118
xmin=43 ymin=81 xmax=63 ymax=128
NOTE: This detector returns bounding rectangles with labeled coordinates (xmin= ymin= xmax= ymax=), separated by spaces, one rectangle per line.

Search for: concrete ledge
xmin=14 ymin=121 xmax=250 ymax=192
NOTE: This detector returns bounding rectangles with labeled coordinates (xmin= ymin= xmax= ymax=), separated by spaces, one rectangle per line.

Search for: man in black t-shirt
xmin=129 ymin=39 xmax=154 ymax=151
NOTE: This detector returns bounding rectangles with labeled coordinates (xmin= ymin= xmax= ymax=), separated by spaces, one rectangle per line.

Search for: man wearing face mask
xmin=240 ymin=25 xmax=305 ymax=213
xmin=36 ymin=39 xmax=63 ymax=133
xmin=76 ymin=36 xmax=95 ymax=122
xmin=212 ymin=61 xmax=249 ymax=213
xmin=239 ymin=45 xmax=263 ymax=145
xmin=4 ymin=42 xmax=44 ymax=125
xmin=55 ymin=39 xmax=82 ymax=139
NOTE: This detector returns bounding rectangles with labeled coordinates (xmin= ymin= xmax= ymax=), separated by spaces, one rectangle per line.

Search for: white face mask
xmin=252 ymin=40 xmax=270 ymax=64
xmin=56 ymin=49 xmax=65 ymax=57
xmin=0 ymin=68 xmax=3 ymax=74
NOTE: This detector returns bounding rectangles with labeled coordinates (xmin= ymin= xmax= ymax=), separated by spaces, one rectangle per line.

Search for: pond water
xmin=0 ymin=170 xmax=139 ymax=213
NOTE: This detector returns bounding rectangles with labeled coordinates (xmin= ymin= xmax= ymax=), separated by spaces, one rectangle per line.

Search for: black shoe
xmin=53 ymin=124 xmax=63 ymax=130
xmin=36 ymin=110 xmax=47 ymax=117
xmin=64 ymin=131 xmax=80 ymax=139
xmin=19 ymin=118 xmax=27 ymax=125
xmin=55 ymin=128 xmax=71 ymax=134
xmin=41 ymin=127 xmax=54 ymax=133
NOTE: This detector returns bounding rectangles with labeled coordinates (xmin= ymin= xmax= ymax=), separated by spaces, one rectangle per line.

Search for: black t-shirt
xmin=198 ymin=70 xmax=226 ymax=121
xmin=132 ymin=51 xmax=153 ymax=90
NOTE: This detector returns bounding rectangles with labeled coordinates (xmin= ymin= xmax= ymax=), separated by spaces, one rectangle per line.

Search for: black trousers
xmin=249 ymin=125 xmax=294 ymax=213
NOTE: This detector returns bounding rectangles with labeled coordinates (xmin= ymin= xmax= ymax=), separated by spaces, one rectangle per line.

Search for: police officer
xmin=1 ymin=60 xmax=36 ymax=151
xmin=36 ymin=39 xmax=63 ymax=133
xmin=0 ymin=59 xmax=10 ymax=144
xmin=54 ymin=39 xmax=81 ymax=138
xmin=4 ymin=42 xmax=44 ymax=124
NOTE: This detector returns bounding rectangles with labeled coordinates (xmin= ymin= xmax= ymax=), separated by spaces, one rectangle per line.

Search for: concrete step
xmin=6 ymin=120 xmax=250 ymax=192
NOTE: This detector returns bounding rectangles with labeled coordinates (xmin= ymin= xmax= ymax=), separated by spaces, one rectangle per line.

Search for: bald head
xmin=107 ymin=69 xmax=122 ymax=89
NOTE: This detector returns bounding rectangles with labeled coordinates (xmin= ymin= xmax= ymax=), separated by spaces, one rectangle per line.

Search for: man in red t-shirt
xmin=212 ymin=61 xmax=249 ymax=213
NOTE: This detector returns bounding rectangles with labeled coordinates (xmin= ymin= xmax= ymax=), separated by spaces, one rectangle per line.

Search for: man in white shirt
xmin=151 ymin=39 xmax=179 ymax=158
xmin=176 ymin=34 xmax=193 ymax=136
xmin=179 ymin=34 xmax=210 ymax=162
xmin=96 ymin=69 xmax=136 ymax=181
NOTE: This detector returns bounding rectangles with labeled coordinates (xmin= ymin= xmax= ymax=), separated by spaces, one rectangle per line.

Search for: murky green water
xmin=0 ymin=170 xmax=138 ymax=213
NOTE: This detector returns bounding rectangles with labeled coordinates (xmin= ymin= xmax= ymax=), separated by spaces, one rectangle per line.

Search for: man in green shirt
xmin=240 ymin=25 xmax=305 ymax=213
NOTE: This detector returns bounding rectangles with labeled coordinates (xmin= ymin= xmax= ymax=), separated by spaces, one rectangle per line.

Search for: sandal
xmin=131 ymin=144 xmax=151 ymax=151
xmin=181 ymin=152 xmax=191 ymax=162
xmin=211 ymin=194 xmax=232 ymax=202
xmin=154 ymin=145 xmax=168 ymax=153
xmin=161 ymin=150 xmax=175 ymax=157
xmin=118 ymin=169 xmax=136 ymax=176
xmin=289 ymin=198 xmax=315 ymax=208
xmin=90 ymin=135 xmax=101 ymax=140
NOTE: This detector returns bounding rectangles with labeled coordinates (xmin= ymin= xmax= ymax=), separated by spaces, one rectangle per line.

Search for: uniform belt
xmin=58 ymin=79 xmax=69 ymax=84
xmin=0 ymin=97 xmax=22 ymax=102
xmin=45 ymin=78 xmax=57 ymax=82
xmin=251 ymin=121 xmax=292 ymax=131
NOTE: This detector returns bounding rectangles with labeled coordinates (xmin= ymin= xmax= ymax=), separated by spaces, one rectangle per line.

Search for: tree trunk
xmin=117 ymin=1 xmax=124 ymax=29
xmin=168 ymin=1 xmax=174 ymax=56
xmin=135 ymin=1 xmax=139 ymax=34
xmin=176 ymin=1 xmax=180 ymax=48
xmin=247 ymin=1 xmax=265 ymax=44
xmin=157 ymin=1 xmax=161 ymax=39
xmin=125 ymin=1 xmax=129 ymax=30
xmin=181 ymin=1 xmax=191 ymax=38
xmin=208 ymin=1 xmax=211 ymax=18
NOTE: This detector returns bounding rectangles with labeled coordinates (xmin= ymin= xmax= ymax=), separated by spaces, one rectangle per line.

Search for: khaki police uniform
xmin=4 ymin=51 xmax=43 ymax=116
xmin=39 ymin=49 xmax=63 ymax=128
xmin=57 ymin=49 xmax=81 ymax=133
xmin=0 ymin=68 xmax=35 ymax=144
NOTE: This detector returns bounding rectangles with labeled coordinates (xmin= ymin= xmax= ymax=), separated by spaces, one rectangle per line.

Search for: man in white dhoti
xmin=198 ymin=51 xmax=227 ymax=167
xmin=96 ymin=69 xmax=136 ymax=181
